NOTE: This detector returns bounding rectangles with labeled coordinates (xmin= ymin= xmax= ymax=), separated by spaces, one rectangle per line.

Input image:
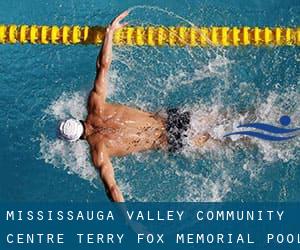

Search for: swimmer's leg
xmin=192 ymin=132 xmax=211 ymax=147
xmin=190 ymin=107 xmax=258 ymax=148
xmin=189 ymin=113 xmax=218 ymax=147
xmin=192 ymin=133 xmax=254 ymax=148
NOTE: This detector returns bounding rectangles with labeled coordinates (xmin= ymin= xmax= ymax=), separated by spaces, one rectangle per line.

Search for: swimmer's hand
xmin=107 ymin=10 xmax=129 ymax=33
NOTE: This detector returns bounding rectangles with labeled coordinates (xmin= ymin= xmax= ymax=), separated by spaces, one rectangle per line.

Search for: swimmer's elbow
xmin=100 ymin=58 xmax=111 ymax=70
xmin=96 ymin=57 xmax=110 ymax=72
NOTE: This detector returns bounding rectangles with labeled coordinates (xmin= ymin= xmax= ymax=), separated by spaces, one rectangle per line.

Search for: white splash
xmin=39 ymin=92 xmax=98 ymax=184
xmin=182 ymin=90 xmax=300 ymax=163
xmin=39 ymin=134 xmax=97 ymax=183
xmin=176 ymin=165 xmax=233 ymax=202
xmin=38 ymin=89 xmax=300 ymax=202
xmin=46 ymin=92 xmax=87 ymax=120
xmin=37 ymin=6 xmax=299 ymax=202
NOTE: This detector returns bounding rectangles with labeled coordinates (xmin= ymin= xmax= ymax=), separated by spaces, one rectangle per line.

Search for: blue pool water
xmin=0 ymin=0 xmax=299 ymax=202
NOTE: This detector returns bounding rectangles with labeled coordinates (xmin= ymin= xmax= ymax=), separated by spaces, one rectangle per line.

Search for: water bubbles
xmin=37 ymin=6 xmax=299 ymax=202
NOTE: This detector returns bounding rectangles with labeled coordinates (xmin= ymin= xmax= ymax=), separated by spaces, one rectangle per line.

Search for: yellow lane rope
xmin=0 ymin=25 xmax=299 ymax=46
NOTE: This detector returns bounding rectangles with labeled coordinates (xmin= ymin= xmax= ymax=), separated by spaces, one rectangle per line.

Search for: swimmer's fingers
xmin=114 ymin=10 xmax=130 ymax=23
xmin=110 ymin=10 xmax=130 ymax=30
xmin=119 ymin=22 xmax=129 ymax=29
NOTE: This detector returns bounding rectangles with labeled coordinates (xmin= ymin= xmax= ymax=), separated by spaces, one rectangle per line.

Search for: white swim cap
xmin=58 ymin=118 xmax=84 ymax=142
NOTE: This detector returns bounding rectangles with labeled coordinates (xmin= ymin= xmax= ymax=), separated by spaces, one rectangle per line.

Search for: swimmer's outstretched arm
xmin=92 ymin=143 xmax=125 ymax=202
xmin=93 ymin=11 xmax=129 ymax=101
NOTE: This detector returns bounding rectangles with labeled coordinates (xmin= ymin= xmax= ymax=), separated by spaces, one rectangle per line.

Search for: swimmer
xmin=58 ymin=11 xmax=211 ymax=202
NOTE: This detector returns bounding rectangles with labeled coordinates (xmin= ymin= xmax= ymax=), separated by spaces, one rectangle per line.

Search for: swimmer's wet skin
xmin=57 ymin=11 xmax=218 ymax=202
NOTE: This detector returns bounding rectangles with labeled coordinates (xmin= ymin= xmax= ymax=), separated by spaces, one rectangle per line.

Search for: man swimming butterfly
xmin=58 ymin=11 xmax=210 ymax=202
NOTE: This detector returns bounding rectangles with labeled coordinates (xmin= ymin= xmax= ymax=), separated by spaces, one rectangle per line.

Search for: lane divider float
xmin=0 ymin=25 xmax=299 ymax=46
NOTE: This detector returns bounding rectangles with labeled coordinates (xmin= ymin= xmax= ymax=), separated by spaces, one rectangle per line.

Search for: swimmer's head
xmin=57 ymin=118 xmax=84 ymax=142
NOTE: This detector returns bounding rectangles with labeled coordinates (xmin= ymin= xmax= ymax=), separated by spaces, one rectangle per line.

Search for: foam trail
xmin=38 ymin=88 xmax=299 ymax=201
xmin=183 ymin=90 xmax=300 ymax=163
xmin=38 ymin=49 xmax=300 ymax=201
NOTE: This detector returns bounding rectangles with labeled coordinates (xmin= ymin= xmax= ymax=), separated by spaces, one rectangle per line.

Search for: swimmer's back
xmin=86 ymin=102 xmax=168 ymax=156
